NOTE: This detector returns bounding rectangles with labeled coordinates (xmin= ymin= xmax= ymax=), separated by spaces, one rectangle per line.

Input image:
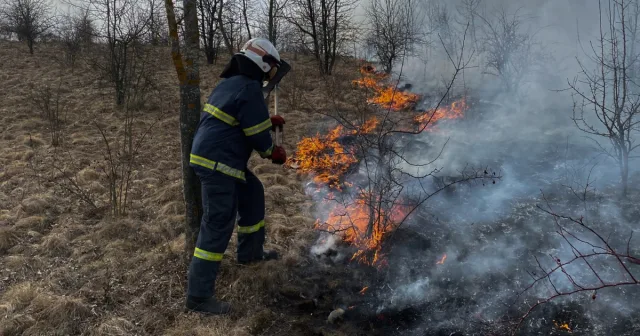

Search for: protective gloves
xmin=271 ymin=146 xmax=287 ymax=164
xmin=270 ymin=115 xmax=285 ymax=131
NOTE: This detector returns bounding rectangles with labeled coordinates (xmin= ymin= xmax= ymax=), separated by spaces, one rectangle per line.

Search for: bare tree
xmin=569 ymin=0 xmax=640 ymax=197
xmin=198 ymin=0 xmax=221 ymax=64
xmin=286 ymin=0 xmax=357 ymax=75
xmin=455 ymin=0 xmax=481 ymax=49
xmin=0 ymin=0 xmax=55 ymax=54
xmin=365 ymin=0 xmax=422 ymax=74
xmin=240 ymin=0 xmax=252 ymax=40
xmin=165 ymin=0 xmax=204 ymax=253
xmin=264 ymin=0 xmax=287 ymax=46
xmin=474 ymin=6 xmax=545 ymax=94
xmin=217 ymin=0 xmax=245 ymax=55
xmin=148 ymin=1 xmax=168 ymax=45
xmin=83 ymin=0 xmax=157 ymax=106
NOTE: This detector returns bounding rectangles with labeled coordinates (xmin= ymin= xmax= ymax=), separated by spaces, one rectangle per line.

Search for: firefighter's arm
xmin=236 ymin=85 xmax=275 ymax=158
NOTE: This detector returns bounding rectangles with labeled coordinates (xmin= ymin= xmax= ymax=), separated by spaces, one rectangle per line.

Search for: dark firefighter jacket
xmin=190 ymin=54 xmax=274 ymax=182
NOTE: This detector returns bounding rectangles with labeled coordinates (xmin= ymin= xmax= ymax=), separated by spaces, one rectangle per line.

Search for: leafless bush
xmin=0 ymin=17 xmax=12 ymax=39
xmin=513 ymin=191 xmax=640 ymax=334
xmin=28 ymin=80 xmax=66 ymax=147
xmin=0 ymin=0 xmax=55 ymax=54
xmin=27 ymin=145 xmax=100 ymax=213
xmin=94 ymin=107 xmax=162 ymax=217
xmin=83 ymin=0 xmax=159 ymax=106
xmin=57 ymin=9 xmax=94 ymax=66
xmin=280 ymin=65 xmax=303 ymax=110
xmin=365 ymin=0 xmax=423 ymax=74
xmin=473 ymin=5 xmax=547 ymax=94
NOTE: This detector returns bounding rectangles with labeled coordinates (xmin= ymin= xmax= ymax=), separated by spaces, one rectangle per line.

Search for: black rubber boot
xmin=185 ymin=296 xmax=231 ymax=315
xmin=238 ymin=250 xmax=279 ymax=265
xmin=261 ymin=249 xmax=279 ymax=261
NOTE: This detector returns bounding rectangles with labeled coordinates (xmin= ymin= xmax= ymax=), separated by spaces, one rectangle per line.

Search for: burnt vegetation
xmin=0 ymin=0 xmax=639 ymax=335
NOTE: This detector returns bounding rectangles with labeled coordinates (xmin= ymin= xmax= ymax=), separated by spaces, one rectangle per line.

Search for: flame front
xmin=286 ymin=126 xmax=357 ymax=190
xmin=414 ymin=99 xmax=467 ymax=130
xmin=436 ymin=254 xmax=447 ymax=265
xmin=359 ymin=286 xmax=369 ymax=295
xmin=353 ymin=65 xmax=419 ymax=111
xmin=315 ymin=193 xmax=407 ymax=265
xmin=553 ymin=320 xmax=572 ymax=332
xmin=290 ymin=63 xmax=468 ymax=267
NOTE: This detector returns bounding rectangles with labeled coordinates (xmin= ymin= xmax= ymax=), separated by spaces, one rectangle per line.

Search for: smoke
xmin=302 ymin=0 xmax=640 ymax=334
xmin=356 ymin=0 xmax=640 ymax=334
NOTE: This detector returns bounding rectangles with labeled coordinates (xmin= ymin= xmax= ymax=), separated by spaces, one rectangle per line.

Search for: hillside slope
xmin=0 ymin=41 xmax=361 ymax=336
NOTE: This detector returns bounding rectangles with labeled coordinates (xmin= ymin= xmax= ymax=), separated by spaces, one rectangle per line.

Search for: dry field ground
xmin=0 ymin=41 xmax=365 ymax=335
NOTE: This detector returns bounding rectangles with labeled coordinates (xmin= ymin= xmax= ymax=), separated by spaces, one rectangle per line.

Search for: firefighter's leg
xmin=236 ymin=170 xmax=274 ymax=263
xmin=186 ymin=170 xmax=237 ymax=314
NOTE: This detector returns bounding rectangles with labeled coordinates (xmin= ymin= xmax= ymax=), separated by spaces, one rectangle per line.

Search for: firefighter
xmin=185 ymin=37 xmax=287 ymax=315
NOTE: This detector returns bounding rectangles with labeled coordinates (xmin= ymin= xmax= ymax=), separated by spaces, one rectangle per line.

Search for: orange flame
xmin=414 ymin=99 xmax=467 ymax=131
xmin=359 ymin=286 xmax=369 ymax=295
xmin=314 ymin=193 xmax=408 ymax=265
xmin=436 ymin=254 xmax=447 ymax=265
xmin=287 ymin=118 xmax=379 ymax=190
xmin=369 ymin=87 xmax=420 ymax=111
xmin=289 ymin=63 xmax=470 ymax=267
xmin=553 ymin=320 xmax=572 ymax=332
xmin=353 ymin=64 xmax=419 ymax=111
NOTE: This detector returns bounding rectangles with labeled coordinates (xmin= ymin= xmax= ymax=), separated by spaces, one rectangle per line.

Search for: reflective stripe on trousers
xmin=187 ymin=167 xmax=267 ymax=298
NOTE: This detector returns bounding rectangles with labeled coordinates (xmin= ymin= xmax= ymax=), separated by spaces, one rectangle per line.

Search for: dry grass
xmin=0 ymin=40 xmax=362 ymax=335
xmin=0 ymin=227 xmax=20 ymax=253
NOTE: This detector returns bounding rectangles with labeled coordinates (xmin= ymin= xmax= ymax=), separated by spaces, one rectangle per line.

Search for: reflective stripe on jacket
xmin=190 ymin=75 xmax=274 ymax=181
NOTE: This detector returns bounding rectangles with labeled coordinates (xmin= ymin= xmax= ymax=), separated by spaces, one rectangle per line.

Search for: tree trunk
xmin=218 ymin=1 xmax=235 ymax=56
xmin=28 ymin=38 xmax=34 ymax=54
xmin=183 ymin=0 xmax=203 ymax=252
xmin=180 ymin=84 xmax=203 ymax=250
xmin=242 ymin=0 xmax=252 ymax=40
xmin=205 ymin=47 xmax=215 ymax=64
xmin=165 ymin=0 xmax=204 ymax=257
xmin=621 ymin=151 xmax=629 ymax=197
xmin=268 ymin=0 xmax=276 ymax=44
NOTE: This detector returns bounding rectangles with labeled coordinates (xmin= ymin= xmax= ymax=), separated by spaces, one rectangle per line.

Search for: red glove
xmin=271 ymin=115 xmax=285 ymax=131
xmin=271 ymin=145 xmax=287 ymax=164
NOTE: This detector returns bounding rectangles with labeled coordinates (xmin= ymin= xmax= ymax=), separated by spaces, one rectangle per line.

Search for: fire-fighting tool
xmin=272 ymin=85 xmax=283 ymax=146
xmin=263 ymin=59 xmax=290 ymax=149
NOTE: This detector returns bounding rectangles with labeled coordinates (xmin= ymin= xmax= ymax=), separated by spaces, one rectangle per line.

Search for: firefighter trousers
xmin=187 ymin=167 xmax=266 ymax=298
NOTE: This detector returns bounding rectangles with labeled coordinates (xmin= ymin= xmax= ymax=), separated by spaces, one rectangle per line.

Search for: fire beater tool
xmin=263 ymin=59 xmax=291 ymax=147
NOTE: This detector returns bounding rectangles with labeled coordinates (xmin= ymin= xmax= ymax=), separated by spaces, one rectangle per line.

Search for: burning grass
xmin=289 ymin=65 xmax=471 ymax=268
xmin=414 ymin=98 xmax=467 ymax=130
xmin=314 ymin=193 xmax=407 ymax=265
xmin=286 ymin=119 xmax=379 ymax=190
xmin=352 ymin=64 xmax=419 ymax=111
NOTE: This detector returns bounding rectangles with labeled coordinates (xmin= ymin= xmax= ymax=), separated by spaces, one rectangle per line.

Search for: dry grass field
xmin=0 ymin=40 xmax=366 ymax=336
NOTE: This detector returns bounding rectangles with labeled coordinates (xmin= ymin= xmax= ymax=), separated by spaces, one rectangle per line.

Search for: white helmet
xmin=239 ymin=37 xmax=281 ymax=73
